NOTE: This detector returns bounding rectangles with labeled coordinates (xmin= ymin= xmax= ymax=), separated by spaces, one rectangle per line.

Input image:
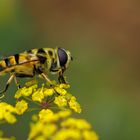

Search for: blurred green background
xmin=0 ymin=0 xmax=140 ymax=140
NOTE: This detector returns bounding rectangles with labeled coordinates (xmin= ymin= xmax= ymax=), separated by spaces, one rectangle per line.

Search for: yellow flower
xmin=14 ymin=88 xmax=23 ymax=99
xmin=4 ymin=112 xmax=17 ymax=124
xmin=15 ymin=87 xmax=33 ymax=99
xmin=83 ymin=130 xmax=99 ymax=140
xmin=75 ymin=119 xmax=91 ymax=130
xmin=32 ymin=89 xmax=44 ymax=103
xmin=14 ymin=80 xmax=82 ymax=114
xmin=0 ymin=80 xmax=99 ymax=140
xmin=58 ymin=110 xmax=71 ymax=119
xmin=15 ymin=80 xmax=38 ymax=99
xmin=0 ymin=109 xmax=4 ymax=120
xmin=53 ymin=129 xmax=81 ymax=140
xmin=68 ymin=96 xmax=82 ymax=113
xmin=61 ymin=118 xmax=91 ymax=130
xmin=29 ymin=122 xmax=57 ymax=140
xmin=15 ymin=100 xmax=28 ymax=115
xmin=54 ymin=87 xmax=67 ymax=95
xmin=22 ymin=86 xmax=35 ymax=97
xmin=29 ymin=109 xmax=99 ymax=140
xmin=0 ymin=103 xmax=16 ymax=112
xmin=39 ymin=109 xmax=58 ymax=123
xmin=59 ymin=84 xmax=70 ymax=89
xmin=42 ymin=124 xmax=57 ymax=138
xmin=54 ymin=96 xmax=67 ymax=107
xmin=43 ymin=88 xmax=54 ymax=96
xmin=29 ymin=122 xmax=44 ymax=139
xmin=39 ymin=109 xmax=53 ymax=120
xmin=0 ymin=102 xmax=16 ymax=124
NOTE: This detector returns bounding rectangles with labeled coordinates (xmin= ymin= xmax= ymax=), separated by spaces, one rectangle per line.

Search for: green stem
xmin=23 ymin=96 xmax=40 ymax=106
xmin=27 ymin=108 xmax=40 ymax=112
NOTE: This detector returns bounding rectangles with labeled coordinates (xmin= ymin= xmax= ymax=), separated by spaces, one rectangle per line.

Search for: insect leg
xmin=0 ymin=74 xmax=15 ymax=94
xmin=40 ymin=73 xmax=53 ymax=85
xmin=14 ymin=76 xmax=21 ymax=89
xmin=34 ymin=65 xmax=53 ymax=85
xmin=58 ymin=75 xmax=66 ymax=83
xmin=58 ymin=71 xmax=67 ymax=83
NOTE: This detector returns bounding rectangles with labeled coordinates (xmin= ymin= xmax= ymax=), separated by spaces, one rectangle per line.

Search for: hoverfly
xmin=0 ymin=48 xmax=72 ymax=94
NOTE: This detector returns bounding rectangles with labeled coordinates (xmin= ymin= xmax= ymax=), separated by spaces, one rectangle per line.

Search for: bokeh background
xmin=0 ymin=0 xmax=140 ymax=140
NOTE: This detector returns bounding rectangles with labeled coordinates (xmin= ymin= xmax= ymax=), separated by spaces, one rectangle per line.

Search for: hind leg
xmin=0 ymin=74 xmax=15 ymax=94
xmin=0 ymin=74 xmax=22 ymax=95
xmin=14 ymin=76 xmax=21 ymax=89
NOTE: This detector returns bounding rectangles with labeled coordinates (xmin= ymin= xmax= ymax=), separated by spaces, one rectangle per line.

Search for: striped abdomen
xmin=0 ymin=55 xmax=18 ymax=71
xmin=0 ymin=53 xmax=38 ymax=75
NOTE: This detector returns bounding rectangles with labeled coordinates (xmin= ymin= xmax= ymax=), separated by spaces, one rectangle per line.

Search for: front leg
xmin=34 ymin=65 xmax=53 ymax=86
xmin=40 ymin=73 xmax=53 ymax=85
xmin=58 ymin=72 xmax=67 ymax=84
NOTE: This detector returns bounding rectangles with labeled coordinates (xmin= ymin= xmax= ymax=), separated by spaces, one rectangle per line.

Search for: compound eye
xmin=58 ymin=48 xmax=68 ymax=67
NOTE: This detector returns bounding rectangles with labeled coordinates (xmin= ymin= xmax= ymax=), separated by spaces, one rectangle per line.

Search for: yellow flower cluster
xmin=68 ymin=96 xmax=81 ymax=113
xmin=14 ymin=80 xmax=81 ymax=113
xmin=0 ymin=80 xmax=99 ymax=140
xmin=15 ymin=100 xmax=28 ymax=115
xmin=0 ymin=102 xmax=16 ymax=124
xmin=28 ymin=109 xmax=98 ymax=140
xmin=0 ymin=100 xmax=28 ymax=124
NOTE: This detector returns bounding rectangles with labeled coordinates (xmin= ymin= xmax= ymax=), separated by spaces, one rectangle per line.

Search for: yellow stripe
xmin=18 ymin=54 xmax=28 ymax=64
xmin=9 ymin=56 xmax=16 ymax=66
xmin=0 ymin=60 xmax=6 ymax=68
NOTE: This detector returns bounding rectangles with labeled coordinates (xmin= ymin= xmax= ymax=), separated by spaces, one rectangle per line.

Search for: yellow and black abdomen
xmin=0 ymin=53 xmax=35 ymax=76
xmin=0 ymin=55 xmax=18 ymax=75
